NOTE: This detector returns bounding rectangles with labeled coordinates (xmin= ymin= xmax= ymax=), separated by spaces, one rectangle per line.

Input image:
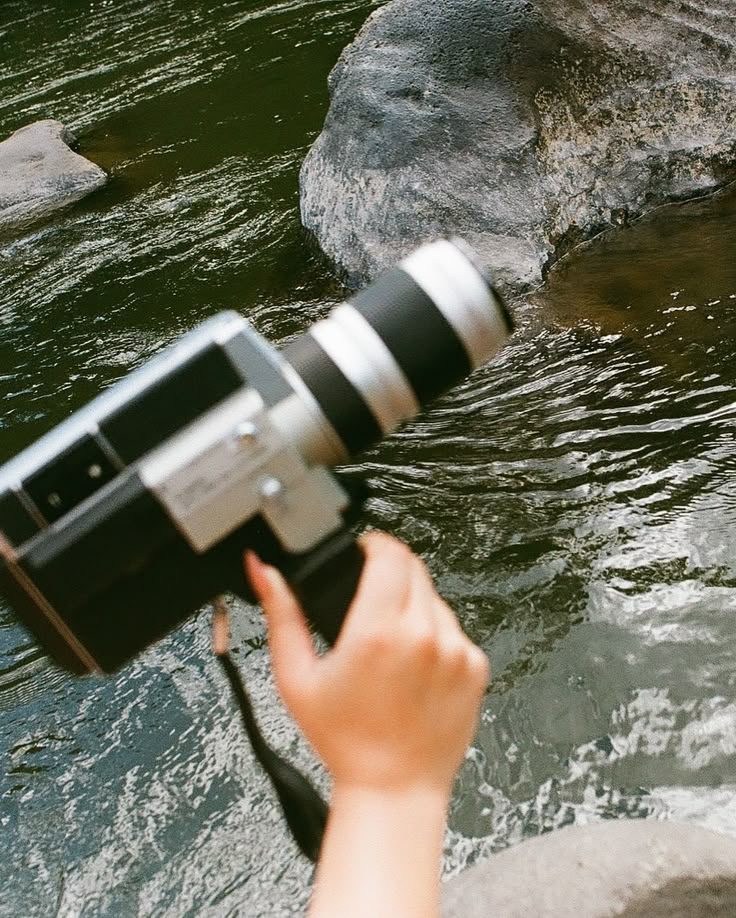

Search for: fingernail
xmin=245 ymin=551 xmax=280 ymax=601
xmin=261 ymin=563 xmax=284 ymax=598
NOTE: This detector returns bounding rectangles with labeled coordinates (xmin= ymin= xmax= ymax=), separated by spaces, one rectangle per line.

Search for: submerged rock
xmin=442 ymin=821 xmax=736 ymax=918
xmin=300 ymin=0 xmax=736 ymax=294
xmin=0 ymin=120 xmax=107 ymax=231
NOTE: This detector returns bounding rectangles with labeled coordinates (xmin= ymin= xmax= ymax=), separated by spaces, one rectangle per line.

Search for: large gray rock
xmin=442 ymin=821 xmax=736 ymax=918
xmin=0 ymin=120 xmax=107 ymax=231
xmin=300 ymin=0 xmax=736 ymax=294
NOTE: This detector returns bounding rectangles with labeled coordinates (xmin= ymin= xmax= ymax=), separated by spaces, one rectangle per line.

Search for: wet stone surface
xmin=300 ymin=0 xmax=736 ymax=292
xmin=0 ymin=120 xmax=106 ymax=232
xmin=442 ymin=821 xmax=736 ymax=918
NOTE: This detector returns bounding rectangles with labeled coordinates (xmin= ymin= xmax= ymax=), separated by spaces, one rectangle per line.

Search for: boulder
xmin=300 ymin=0 xmax=736 ymax=294
xmin=0 ymin=120 xmax=107 ymax=231
xmin=442 ymin=821 xmax=736 ymax=918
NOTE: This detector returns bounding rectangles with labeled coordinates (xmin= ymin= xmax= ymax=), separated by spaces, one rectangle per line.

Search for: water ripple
xmin=1 ymin=1 xmax=736 ymax=913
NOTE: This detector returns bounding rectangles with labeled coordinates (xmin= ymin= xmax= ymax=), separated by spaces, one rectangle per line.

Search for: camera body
xmin=0 ymin=239 xmax=512 ymax=675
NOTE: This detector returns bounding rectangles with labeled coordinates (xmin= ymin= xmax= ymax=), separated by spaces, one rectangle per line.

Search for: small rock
xmin=442 ymin=821 xmax=736 ymax=918
xmin=0 ymin=120 xmax=107 ymax=232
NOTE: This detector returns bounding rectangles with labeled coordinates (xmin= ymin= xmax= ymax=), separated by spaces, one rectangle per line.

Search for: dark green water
xmin=2 ymin=2 xmax=736 ymax=916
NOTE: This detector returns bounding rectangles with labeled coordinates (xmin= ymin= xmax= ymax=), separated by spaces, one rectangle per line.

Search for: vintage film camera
xmin=0 ymin=239 xmax=512 ymax=674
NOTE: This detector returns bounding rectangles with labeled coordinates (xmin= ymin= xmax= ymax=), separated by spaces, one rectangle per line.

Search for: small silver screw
xmin=260 ymin=477 xmax=283 ymax=501
xmin=234 ymin=421 xmax=258 ymax=444
xmin=88 ymin=464 xmax=103 ymax=479
xmin=48 ymin=492 xmax=62 ymax=508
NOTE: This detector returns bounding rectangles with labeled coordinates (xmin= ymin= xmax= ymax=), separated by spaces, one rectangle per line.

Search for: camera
xmin=0 ymin=239 xmax=512 ymax=676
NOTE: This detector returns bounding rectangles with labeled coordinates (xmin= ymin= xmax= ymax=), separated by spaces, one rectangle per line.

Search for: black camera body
xmin=0 ymin=239 xmax=512 ymax=674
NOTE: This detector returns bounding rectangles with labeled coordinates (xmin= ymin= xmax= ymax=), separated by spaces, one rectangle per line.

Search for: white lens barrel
xmin=283 ymin=238 xmax=513 ymax=460
xmin=310 ymin=304 xmax=420 ymax=436
xmin=400 ymin=239 xmax=509 ymax=369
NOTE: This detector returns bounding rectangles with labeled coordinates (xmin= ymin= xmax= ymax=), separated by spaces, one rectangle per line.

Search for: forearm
xmin=308 ymin=783 xmax=449 ymax=918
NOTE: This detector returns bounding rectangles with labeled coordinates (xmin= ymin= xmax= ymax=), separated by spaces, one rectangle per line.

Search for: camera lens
xmin=283 ymin=239 xmax=513 ymax=459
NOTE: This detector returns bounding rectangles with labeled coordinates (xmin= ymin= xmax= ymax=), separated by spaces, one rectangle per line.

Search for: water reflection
xmin=407 ymin=184 xmax=736 ymax=871
xmin=2 ymin=0 xmax=736 ymax=912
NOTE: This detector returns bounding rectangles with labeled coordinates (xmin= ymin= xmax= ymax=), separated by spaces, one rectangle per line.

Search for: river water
xmin=2 ymin=1 xmax=736 ymax=916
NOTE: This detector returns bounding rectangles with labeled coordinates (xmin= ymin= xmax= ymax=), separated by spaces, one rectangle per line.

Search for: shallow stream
xmin=2 ymin=2 xmax=736 ymax=915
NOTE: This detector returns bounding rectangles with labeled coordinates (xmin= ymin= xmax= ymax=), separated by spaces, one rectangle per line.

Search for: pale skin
xmin=245 ymin=531 xmax=490 ymax=918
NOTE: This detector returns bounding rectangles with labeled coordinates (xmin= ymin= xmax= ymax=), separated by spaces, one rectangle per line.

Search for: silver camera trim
xmin=139 ymin=387 xmax=349 ymax=555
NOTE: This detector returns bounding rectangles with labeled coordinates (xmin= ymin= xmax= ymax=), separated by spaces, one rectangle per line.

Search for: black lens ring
xmin=284 ymin=333 xmax=383 ymax=457
xmin=349 ymin=267 xmax=473 ymax=407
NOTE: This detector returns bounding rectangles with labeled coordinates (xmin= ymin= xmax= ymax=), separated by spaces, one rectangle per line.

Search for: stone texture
xmin=300 ymin=0 xmax=736 ymax=294
xmin=0 ymin=120 xmax=107 ymax=231
xmin=442 ymin=821 xmax=736 ymax=918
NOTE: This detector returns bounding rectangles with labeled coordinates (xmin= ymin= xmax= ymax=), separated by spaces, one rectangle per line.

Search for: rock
xmin=441 ymin=821 xmax=736 ymax=918
xmin=0 ymin=120 xmax=107 ymax=231
xmin=300 ymin=0 xmax=736 ymax=294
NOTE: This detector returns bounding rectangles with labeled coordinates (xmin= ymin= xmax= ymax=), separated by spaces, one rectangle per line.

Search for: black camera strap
xmin=212 ymin=506 xmax=368 ymax=863
xmin=216 ymin=650 xmax=328 ymax=862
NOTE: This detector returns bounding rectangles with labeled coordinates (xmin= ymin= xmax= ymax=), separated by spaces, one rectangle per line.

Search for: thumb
xmin=245 ymin=552 xmax=318 ymax=701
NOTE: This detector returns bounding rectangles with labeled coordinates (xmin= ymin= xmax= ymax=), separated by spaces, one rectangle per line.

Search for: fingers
xmin=401 ymin=553 xmax=490 ymax=688
xmin=245 ymin=551 xmax=318 ymax=698
xmin=244 ymin=534 xmax=490 ymax=704
xmin=468 ymin=643 xmax=491 ymax=690
xmin=336 ymin=531 xmax=415 ymax=643
xmin=400 ymin=549 xmax=460 ymax=642
xmin=430 ymin=592 xmax=490 ymax=690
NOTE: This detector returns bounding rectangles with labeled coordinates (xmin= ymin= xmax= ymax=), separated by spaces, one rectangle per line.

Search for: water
xmin=1 ymin=1 xmax=736 ymax=914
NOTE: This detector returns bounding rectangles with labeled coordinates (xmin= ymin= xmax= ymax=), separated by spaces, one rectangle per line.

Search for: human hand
xmin=245 ymin=532 xmax=489 ymax=799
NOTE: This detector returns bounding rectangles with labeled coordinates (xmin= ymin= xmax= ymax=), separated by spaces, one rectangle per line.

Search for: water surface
xmin=2 ymin=2 xmax=736 ymax=915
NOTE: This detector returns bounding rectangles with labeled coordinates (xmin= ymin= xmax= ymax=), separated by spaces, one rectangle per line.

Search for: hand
xmin=245 ymin=532 xmax=489 ymax=798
